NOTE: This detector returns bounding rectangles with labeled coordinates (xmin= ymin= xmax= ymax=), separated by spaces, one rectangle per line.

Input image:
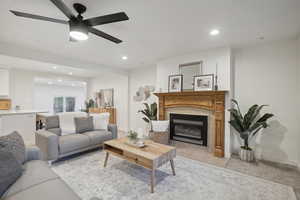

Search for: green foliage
xmin=228 ymin=99 xmax=274 ymax=150
xmin=138 ymin=102 xmax=158 ymax=124
xmin=128 ymin=130 xmax=138 ymax=140
xmin=81 ymin=99 xmax=96 ymax=113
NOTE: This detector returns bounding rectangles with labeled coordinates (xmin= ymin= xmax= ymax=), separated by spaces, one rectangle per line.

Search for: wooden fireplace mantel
xmin=154 ymin=91 xmax=227 ymax=157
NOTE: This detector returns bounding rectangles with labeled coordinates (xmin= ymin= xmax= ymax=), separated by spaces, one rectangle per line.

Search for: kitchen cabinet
xmin=0 ymin=69 xmax=10 ymax=97
xmin=0 ymin=113 xmax=36 ymax=145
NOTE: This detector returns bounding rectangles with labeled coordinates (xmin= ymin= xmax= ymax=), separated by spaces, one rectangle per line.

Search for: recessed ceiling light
xmin=71 ymin=83 xmax=75 ymax=87
xmin=53 ymin=66 xmax=57 ymax=69
xmin=122 ymin=56 xmax=128 ymax=60
xmin=48 ymin=81 xmax=53 ymax=85
xmin=210 ymin=29 xmax=220 ymax=36
xmin=69 ymin=72 xmax=73 ymax=75
xmin=58 ymin=79 xmax=62 ymax=82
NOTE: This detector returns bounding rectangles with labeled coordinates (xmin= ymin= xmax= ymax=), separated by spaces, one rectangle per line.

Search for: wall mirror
xmin=179 ymin=61 xmax=203 ymax=90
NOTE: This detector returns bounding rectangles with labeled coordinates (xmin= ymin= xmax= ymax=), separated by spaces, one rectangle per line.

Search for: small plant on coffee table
xmin=127 ymin=130 xmax=138 ymax=142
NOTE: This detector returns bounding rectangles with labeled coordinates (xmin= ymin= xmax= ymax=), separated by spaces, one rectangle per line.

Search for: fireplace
xmin=170 ymin=113 xmax=208 ymax=146
xmin=154 ymin=91 xmax=226 ymax=157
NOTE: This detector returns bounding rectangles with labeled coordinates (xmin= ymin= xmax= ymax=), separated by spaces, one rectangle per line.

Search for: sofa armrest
xmin=35 ymin=130 xmax=59 ymax=161
xmin=108 ymin=124 xmax=118 ymax=139
xmin=25 ymin=146 xmax=41 ymax=162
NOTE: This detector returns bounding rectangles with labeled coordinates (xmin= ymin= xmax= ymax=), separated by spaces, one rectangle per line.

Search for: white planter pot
xmin=239 ymin=148 xmax=254 ymax=162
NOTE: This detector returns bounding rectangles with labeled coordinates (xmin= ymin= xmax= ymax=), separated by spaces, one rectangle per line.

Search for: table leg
xmin=151 ymin=169 xmax=155 ymax=193
xmin=170 ymin=159 xmax=176 ymax=176
xmin=104 ymin=152 xmax=109 ymax=167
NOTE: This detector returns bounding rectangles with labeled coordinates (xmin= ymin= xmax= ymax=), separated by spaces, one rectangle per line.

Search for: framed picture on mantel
xmin=193 ymin=74 xmax=214 ymax=91
xmin=168 ymin=74 xmax=183 ymax=92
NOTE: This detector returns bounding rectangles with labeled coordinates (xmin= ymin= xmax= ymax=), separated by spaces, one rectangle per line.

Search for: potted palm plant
xmin=228 ymin=99 xmax=274 ymax=162
xmin=138 ymin=102 xmax=158 ymax=131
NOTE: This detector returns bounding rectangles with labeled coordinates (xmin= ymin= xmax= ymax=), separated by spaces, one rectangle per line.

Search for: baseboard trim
xmin=231 ymin=153 xmax=299 ymax=170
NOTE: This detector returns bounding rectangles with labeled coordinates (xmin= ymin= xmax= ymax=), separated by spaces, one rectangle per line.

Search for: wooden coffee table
xmin=103 ymin=137 xmax=176 ymax=193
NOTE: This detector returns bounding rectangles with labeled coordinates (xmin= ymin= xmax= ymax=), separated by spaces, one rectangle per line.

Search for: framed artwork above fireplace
xmin=168 ymin=74 xmax=183 ymax=92
xmin=193 ymin=74 xmax=214 ymax=91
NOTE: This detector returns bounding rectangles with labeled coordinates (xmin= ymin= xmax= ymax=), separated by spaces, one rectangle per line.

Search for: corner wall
xmin=234 ymin=39 xmax=300 ymax=166
xmin=128 ymin=66 xmax=157 ymax=133
xmin=88 ymin=73 xmax=129 ymax=132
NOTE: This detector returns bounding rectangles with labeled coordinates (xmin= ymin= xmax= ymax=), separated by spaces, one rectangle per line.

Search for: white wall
xmin=156 ymin=47 xmax=232 ymax=92
xmin=128 ymin=66 xmax=157 ymax=133
xmin=8 ymin=68 xmax=88 ymax=110
xmin=88 ymin=73 xmax=129 ymax=132
xmin=156 ymin=48 xmax=233 ymax=158
xmin=34 ymin=84 xmax=86 ymax=113
xmin=297 ymin=36 xmax=300 ymax=167
xmin=234 ymin=39 xmax=300 ymax=166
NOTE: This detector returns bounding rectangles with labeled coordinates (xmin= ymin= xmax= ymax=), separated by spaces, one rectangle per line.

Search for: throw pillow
xmin=58 ymin=112 xmax=87 ymax=135
xmin=45 ymin=116 xmax=60 ymax=130
xmin=0 ymin=131 xmax=26 ymax=165
xmin=89 ymin=113 xmax=110 ymax=130
xmin=0 ymin=149 xmax=23 ymax=197
xmin=74 ymin=116 xmax=94 ymax=133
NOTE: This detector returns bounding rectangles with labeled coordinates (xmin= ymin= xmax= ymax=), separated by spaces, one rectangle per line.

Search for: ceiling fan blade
xmin=84 ymin=12 xmax=129 ymax=27
xmin=10 ymin=10 xmax=68 ymax=24
xmin=89 ymin=28 xmax=122 ymax=44
xmin=50 ymin=0 xmax=75 ymax=19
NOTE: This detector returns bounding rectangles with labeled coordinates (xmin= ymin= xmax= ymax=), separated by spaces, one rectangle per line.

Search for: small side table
xmin=149 ymin=131 xmax=170 ymax=145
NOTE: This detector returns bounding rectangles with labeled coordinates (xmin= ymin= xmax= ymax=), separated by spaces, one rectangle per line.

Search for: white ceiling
xmin=0 ymin=54 xmax=97 ymax=77
xmin=0 ymin=0 xmax=299 ymax=71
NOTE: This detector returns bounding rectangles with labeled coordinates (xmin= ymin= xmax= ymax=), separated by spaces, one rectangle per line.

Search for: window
xmin=53 ymin=97 xmax=76 ymax=113
xmin=53 ymin=97 xmax=64 ymax=113
xmin=65 ymin=97 xmax=75 ymax=112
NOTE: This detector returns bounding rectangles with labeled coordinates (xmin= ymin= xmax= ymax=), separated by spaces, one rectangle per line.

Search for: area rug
xmin=51 ymin=151 xmax=296 ymax=200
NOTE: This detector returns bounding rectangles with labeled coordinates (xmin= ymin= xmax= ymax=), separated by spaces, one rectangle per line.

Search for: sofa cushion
xmin=0 ymin=132 xmax=25 ymax=165
xmin=74 ymin=116 xmax=94 ymax=133
xmin=46 ymin=128 xmax=61 ymax=136
xmin=2 ymin=179 xmax=81 ymax=200
xmin=59 ymin=134 xmax=90 ymax=154
xmin=83 ymin=130 xmax=113 ymax=146
xmin=45 ymin=116 xmax=59 ymax=130
xmin=3 ymin=160 xmax=58 ymax=198
xmin=58 ymin=112 xmax=87 ymax=135
xmin=90 ymin=113 xmax=110 ymax=130
xmin=0 ymin=150 xmax=23 ymax=198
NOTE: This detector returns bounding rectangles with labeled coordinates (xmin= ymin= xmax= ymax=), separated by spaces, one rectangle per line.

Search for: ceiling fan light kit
xmin=10 ymin=0 xmax=129 ymax=44
xmin=69 ymin=20 xmax=89 ymax=41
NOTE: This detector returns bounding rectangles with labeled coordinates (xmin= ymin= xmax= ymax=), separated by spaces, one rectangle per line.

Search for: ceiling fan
xmin=10 ymin=0 xmax=129 ymax=43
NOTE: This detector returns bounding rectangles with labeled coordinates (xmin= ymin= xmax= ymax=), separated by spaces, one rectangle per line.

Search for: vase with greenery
xmin=81 ymin=99 xmax=96 ymax=113
xmin=228 ymin=99 xmax=274 ymax=161
xmin=138 ymin=102 xmax=158 ymax=131
xmin=127 ymin=130 xmax=138 ymax=143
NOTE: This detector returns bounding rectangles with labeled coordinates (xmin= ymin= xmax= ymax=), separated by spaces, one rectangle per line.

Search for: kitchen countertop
xmin=0 ymin=110 xmax=49 ymax=116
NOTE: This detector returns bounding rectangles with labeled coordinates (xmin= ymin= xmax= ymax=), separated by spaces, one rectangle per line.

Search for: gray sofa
xmin=2 ymin=146 xmax=80 ymax=200
xmin=36 ymin=116 xmax=118 ymax=162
